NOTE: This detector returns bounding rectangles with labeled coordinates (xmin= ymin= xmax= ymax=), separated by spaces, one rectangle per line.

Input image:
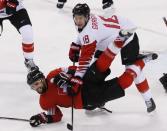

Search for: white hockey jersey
xmin=74 ymin=13 xmax=137 ymax=78
xmin=0 ymin=0 xmax=24 ymax=18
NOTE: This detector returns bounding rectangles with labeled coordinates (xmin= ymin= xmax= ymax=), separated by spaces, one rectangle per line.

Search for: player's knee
xmin=19 ymin=25 xmax=33 ymax=43
xmin=126 ymin=63 xmax=142 ymax=78
xmin=119 ymin=63 xmax=145 ymax=89
xmin=118 ymin=71 xmax=134 ymax=89
xmin=134 ymin=59 xmax=145 ymax=70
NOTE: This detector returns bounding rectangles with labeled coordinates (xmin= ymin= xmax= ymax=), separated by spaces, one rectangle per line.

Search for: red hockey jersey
xmin=39 ymin=67 xmax=83 ymax=111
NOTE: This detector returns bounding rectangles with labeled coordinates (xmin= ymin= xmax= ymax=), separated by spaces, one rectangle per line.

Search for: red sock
xmin=22 ymin=43 xmax=34 ymax=53
xmin=136 ymin=79 xmax=149 ymax=93
xmin=134 ymin=59 xmax=145 ymax=70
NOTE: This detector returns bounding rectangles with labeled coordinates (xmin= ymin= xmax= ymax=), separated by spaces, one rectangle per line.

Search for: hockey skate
xmin=138 ymin=51 xmax=158 ymax=63
xmin=85 ymin=103 xmax=112 ymax=115
xmin=102 ymin=1 xmax=113 ymax=9
xmin=57 ymin=2 xmax=66 ymax=9
xmin=145 ymin=98 xmax=156 ymax=113
xmin=24 ymin=59 xmax=39 ymax=72
xmin=84 ymin=103 xmax=105 ymax=111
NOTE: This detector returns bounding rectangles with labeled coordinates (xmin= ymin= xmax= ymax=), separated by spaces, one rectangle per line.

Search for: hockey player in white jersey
xmin=0 ymin=0 xmax=38 ymax=71
xmin=68 ymin=3 xmax=156 ymax=113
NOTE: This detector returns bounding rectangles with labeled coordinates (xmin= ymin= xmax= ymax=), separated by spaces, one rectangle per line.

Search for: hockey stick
xmin=137 ymin=17 xmax=167 ymax=37
xmin=67 ymin=95 xmax=74 ymax=131
xmin=0 ymin=117 xmax=29 ymax=122
xmin=138 ymin=26 xmax=167 ymax=37
xmin=67 ymin=62 xmax=75 ymax=131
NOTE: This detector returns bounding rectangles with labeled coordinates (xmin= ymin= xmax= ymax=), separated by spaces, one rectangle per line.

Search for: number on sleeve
xmin=99 ymin=15 xmax=120 ymax=29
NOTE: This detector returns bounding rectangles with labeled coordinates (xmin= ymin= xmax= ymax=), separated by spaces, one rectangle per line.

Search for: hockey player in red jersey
xmin=27 ymin=64 xmax=125 ymax=127
xmin=27 ymin=51 xmax=157 ymax=127
xmin=69 ymin=3 xmax=156 ymax=114
xmin=0 ymin=0 xmax=38 ymax=71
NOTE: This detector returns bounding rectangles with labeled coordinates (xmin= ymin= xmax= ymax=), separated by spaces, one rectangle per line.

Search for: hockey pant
xmin=81 ymin=62 xmax=125 ymax=109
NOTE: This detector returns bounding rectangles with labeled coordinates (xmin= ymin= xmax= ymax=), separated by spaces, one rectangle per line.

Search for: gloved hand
xmin=119 ymin=28 xmax=137 ymax=41
xmin=29 ymin=112 xmax=48 ymax=127
xmin=114 ymin=28 xmax=137 ymax=48
xmin=69 ymin=42 xmax=81 ymax=62
xmin=6 ymin=0 xmax=19 ymax=15
xmin=67 ymin=77 xmax=83 ymax=96
xmin=53 ymin=72 xmax=71 ymax=88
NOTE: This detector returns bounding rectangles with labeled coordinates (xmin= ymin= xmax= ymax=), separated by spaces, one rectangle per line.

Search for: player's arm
xmin=69 ymin=36 xmax=82 ymax=62
xmin=29 ymin=106 xmax=63 ymax=127
xmin=64 ymin=40 xmax=97 ymax=97
xmin=75 ymin=40 xmax=97 ymax=78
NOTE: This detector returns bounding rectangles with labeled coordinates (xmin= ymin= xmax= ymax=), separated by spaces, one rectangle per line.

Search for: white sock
xmin=141 ymin=89 xmax=152 ymax=101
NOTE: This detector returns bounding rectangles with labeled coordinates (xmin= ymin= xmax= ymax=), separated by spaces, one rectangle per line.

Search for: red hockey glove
xmin=29 ymin=112 xmax=48 ymax=127
xmin=67 ymin=76 xmax=83 ymax=96
xmin=69 ymin=42 xmax=81 ymax=62
xmin=6 ymin=0 xmax=19 ymax=15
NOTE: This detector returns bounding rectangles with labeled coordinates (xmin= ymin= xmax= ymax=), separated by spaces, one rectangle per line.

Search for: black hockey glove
xmin=53 ymin=72 xmax=71 ymax=88
xmin=6 ymin=0 xmax=19 ymax=15
xmin=30 ymin=112 xmax=48 ymax=127
xmin=159 ymin=73 xmax=167 ymax=92
xmin=119 ymin=28 xmax=136 ymax=42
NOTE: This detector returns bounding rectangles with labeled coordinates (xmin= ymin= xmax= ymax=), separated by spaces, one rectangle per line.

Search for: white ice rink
xmin=0 ymin=0 xmax=167 ymax=131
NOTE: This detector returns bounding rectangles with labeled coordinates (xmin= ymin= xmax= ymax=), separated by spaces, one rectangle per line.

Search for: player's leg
xmin=57 ymin=0 xmax=67 ymax=9
xmin=9 ymin=9 xmax=38 ymax=71
xmin=82 ymin=62 xmax=110 ymax=109
xmin=118 ymin=59 xmax=156 ymax=113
